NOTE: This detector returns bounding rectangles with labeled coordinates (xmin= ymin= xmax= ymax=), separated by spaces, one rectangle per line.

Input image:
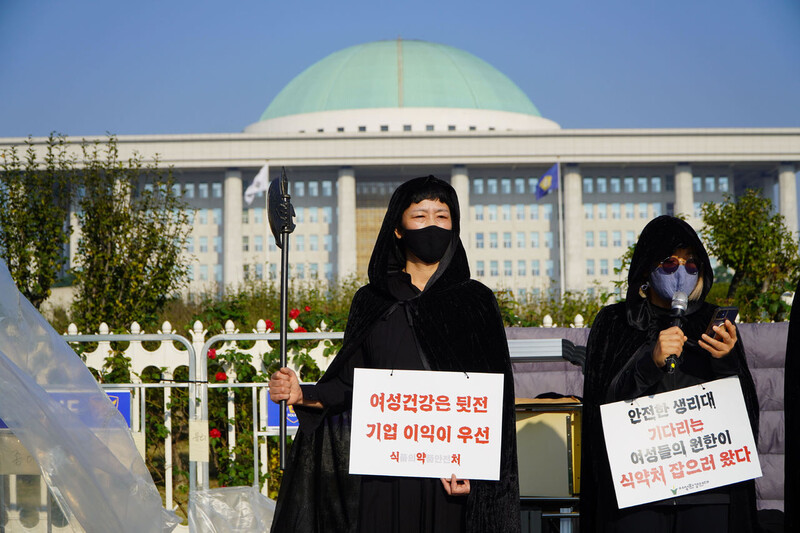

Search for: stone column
xmin=337 ymin=167 xmax=357 ymax=278
xmin=223 ymin=169 xmax=244 ymax=289
xmin=450 ymin=165 xmax=470 ymax=254
xmin=674 ymin=163 xmax=694 ymax=222
xmin=563 ymin=164 xmax=584 ymax=292
xmin=779 ymin=163 xmax=798 ymax=238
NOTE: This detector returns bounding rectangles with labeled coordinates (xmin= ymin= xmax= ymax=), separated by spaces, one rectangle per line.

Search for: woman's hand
xmin=269 ymin=367 xmax=303 ymax=405
xmin=440 ymin=474 xmax=470 ymax=496
xmin=699 ymin=319 xmax=737 ymax=358
xmin=652 ymin=326 xmax=687 ymax=368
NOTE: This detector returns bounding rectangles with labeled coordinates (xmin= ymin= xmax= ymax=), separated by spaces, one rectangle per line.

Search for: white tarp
xmin=0 ymin=260 xmax=178 ymax=532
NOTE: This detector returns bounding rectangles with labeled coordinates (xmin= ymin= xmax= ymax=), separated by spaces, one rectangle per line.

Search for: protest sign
xmin=349 ymin=368 xmax=504 ymax=480
xmin=601 ymin=376 xmax=761 ymax=508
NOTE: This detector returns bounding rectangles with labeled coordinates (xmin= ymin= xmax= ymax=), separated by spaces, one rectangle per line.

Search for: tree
xmin=71 ymin=136 xmax=193 ymax=331
xmin=0 ymin=134 xmax=74 ymax=308
xmin=701 ymin=189 xmax=800 ymax=321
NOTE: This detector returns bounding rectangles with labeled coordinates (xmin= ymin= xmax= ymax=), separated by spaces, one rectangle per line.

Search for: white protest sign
xmin=601 ymin=376 xmax=761 ymax=508
xmin=349 ymin=368 xmax=504 ymax=480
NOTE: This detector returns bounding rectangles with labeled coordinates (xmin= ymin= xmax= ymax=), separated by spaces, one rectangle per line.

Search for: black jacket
xmin=579 ymin=216 xmax=760 ymax=532
xmin=270 ymin=176 xmax=521 ymax=533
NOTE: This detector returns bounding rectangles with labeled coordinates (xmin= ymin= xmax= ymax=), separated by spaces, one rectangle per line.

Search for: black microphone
xmin=665 ymin=291 xmax=688 ymax=374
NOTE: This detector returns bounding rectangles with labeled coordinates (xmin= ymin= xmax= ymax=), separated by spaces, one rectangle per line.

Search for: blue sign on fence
xmin=267 ymin=393 xmax=299 ymax=428
xmin=0 ymin=390 xmax=132 ymax=429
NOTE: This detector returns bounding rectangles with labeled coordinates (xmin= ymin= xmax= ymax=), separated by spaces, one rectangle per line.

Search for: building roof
xmin=258 ymin=39 xmax=543 ymax=121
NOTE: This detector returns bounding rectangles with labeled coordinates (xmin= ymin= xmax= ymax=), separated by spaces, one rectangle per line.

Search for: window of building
xmin=295 ymin=207 xmax=305 ymax=223
xmin=502 ymin=205 xmax=511 ymax=220
xmin=518 ymin=260 xmax=526 ymax=276
xmin=322 ymin=206 xmax=332 ymax=223
xmin=170 ymin=184 xmax=180 ymax=197
xmin=546 ymin=260 xmax=554 ymax=278
xmin=625 ymin=203 xmax=634 ymax=219
xmin=187 ymin=264 xmax=195 ymax=281
xmin=500 ymin=178 xmax=511 ymax=194
xmin=611 ymin=202 xmax=620 ymax=219
xmin=598 ymin=203 xmax=608 ymax=219
xmin=516 ymin=204 xmax=525 ymax=220
xmin=184 ymin=183 xmax=195 ymax=198
xmin=325 ymin=262 xmax=333 ymax=280
xmin=295 ymin=181 xmax=305 ymax=197
xmin=585 ymin=231 xmax=594 ymax=247
xmin=489 ymin=233 xmax=498 ymax=249
xmin=296 ymin=264 xmax=305 ymax=279
xmin=614 ymin=258 xmax=622 ymax=271
xmin=637 ymin=177 xmax=648 ymax=193
xmin=530 ymin=232 xmax=539 ymax=248
xmin=544 ymin=232 xmax=553 ymax=248
xmin=199 ymin=183 xmax=209 ymax=198
xmin=469 ymin=125 xmax=476 ymax=131
xmin=476 ymin=233 xmax=484 ymax=249
xmin=324 ymin=235 xmax=332 ymax=251
xmin=584 ymin=203 xmax=594 ymax=219
xmin=638 ymin=202 xmax=648 ymax=218
xmin=310 ymin=235 xmax=319 ymax=251
xmin=198 ymin=209 xmax=208 ymax=224
xmin=380 ymin=125 xmax=389 ymax=132
xmin=475 ymin=205 xmax=484 ymax=220
xmin=586 ymin=259 xmax=595 ymax=276
xmin=199 ymin=265 xmax=209 ymax=281
xmin=337 ymin=127 xmax=344 ymax=132
xmin=448 ymin=125 xmax=455 ymax=131
xmin=488 ymin=205 xmax=497 ymax=221
xmin=516 ymin=232 xmax=525 ymax=248
xmin=199 ymin=236 xmax=208 ymax=253
xmin=426 ymin=125 xmax=434 ymax=131
xmin=719 ymin=176 xmax=729 ymax=192
xmin=610 ymin=177 xmax=621 ymax=193
xmin=185 ymin=237 xmax=194 ymax=253
xmin=309 ymin=263 xmax=319 ymax=279
xmin=358 ymin=126 xmax=366 ymax=132
xmin=531 ymin=260 xmax=541 ymax=276
xmin=212 ymin=183 xmax=222 ymax=198
xmin=321 ymin=180 xmax=333 ymax=197
xmin=503 ymin=232 xmax=512 ymax=248
xmin=214 ymin=236 xmax=222 ymax=253
xmin=530 ymin=204 xmax=539 ymax=220
xmin=528 ymin=177 xmax=538 ymax=194
xmin=254 ymin=235 xmax=263 ymax=252
xmin=268 ymin=235 xmax=277 ymax=252
xmin=600 ymin=259 xmax=609 ymax=276
xmin=583 ymin=178 xmax=594 ymax=194
xmin=487 ymin=179 xmax=498 ymax=194
xmin=596 ymin=177 xmax=607 ymax=194
xmin=705 ymin=176 xmax=716 ymax=192
xmin=515 ymin=178 xmax=525 ymax=194
xmin=651 ymin=177 xmax=661 ymax=193
xmin=504 ymin=260 xmax=512 ymax=277
xmin=242 ymin=236 xmax=249 ymax=252
xmin=694 ymin=202 xmax=702 ymax=218
xmin=543 ymin=204 xmax=553 ymax=220
xmin=269 ymin=263 xmax=277 ymax=280
xmin=693 ymin=177 xmax=702 ymax=192
xmin=242 ymin=209 xmax=249 ymax=224
xmin=599 ymin=231 xmax=608 ymax=247
xmin=476 ymin=261 xmax=485 ymax=277
xmin=613 ymin=231 xmax=622 ymax=247
xmin=403 ymin=125 xmax=411 ymax=131
xmin=296 ymin=235 xmax=305 ymax=252
xmin=473 ymin=178 xmax=484 ymax=195
xmin=253 ymin=208 xmax=264 ymax=224
xmin=490 ymin=260 xmax=499 ymax=276
xmin=317 ymin=128 xmax=324 ymax=133
xmin=624 ymin=177 xmax=635 ymax=193
xmin=308 ymin=181 xmax=319 ymax=197
xmin=626 ymin=231 xmax=635 ymax=246
xmin=308 ymin=207 xmax=318 ymax=223
xmin=213 ymin=208 xmax=222 ymax=225
xmin=652 ymin=202 xmax=662 ymax=217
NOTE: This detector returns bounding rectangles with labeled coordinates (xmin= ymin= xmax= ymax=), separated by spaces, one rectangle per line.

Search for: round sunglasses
xmin=658 ymin=256 xmax=699 ymax=275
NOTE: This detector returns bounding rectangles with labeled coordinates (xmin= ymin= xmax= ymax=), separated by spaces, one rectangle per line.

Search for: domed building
xmin=4 ymin=39 xmax=797 ymax=295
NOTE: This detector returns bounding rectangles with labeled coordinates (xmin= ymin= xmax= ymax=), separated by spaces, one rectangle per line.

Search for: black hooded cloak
xmin=271 ymin=176 xmax=521 ymax=533
xmin=579 ymin=216 xmax=760 ymax=532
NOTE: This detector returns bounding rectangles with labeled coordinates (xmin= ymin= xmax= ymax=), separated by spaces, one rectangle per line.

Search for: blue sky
xmin=1 ymin=0 xmax=798 ymax=137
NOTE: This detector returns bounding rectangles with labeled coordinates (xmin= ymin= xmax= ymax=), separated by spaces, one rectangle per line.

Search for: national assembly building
xmin=3 ymin=39 xmax=799 ymax=297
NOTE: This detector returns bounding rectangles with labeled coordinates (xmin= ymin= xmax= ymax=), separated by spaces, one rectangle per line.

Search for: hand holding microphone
xmin=653 ymin=292 xmax=688 ymax=372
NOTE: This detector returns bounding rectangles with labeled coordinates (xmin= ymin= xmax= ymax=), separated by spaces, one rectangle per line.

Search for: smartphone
xmin=705 ymin=307 xmax=738 ymax=339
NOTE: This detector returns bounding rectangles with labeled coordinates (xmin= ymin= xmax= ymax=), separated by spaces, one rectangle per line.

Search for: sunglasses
xmin=658 ymin=256 xmax=699 ymax=275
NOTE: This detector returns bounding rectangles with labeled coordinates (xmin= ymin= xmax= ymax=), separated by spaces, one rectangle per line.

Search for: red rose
xmin=304 ymin=305 xmax=311 ymax=312
xmin=294 ymin=326 xmax=307 ymax=333
xmin=215 ymin=371 xmax=227 ymax=382
xmin=207 ymin=348 xmax=216 ymax=360
xmin=289 ymin=308 xmax=300 ymax=319
xmin=209 ymin=428 xmax=221 ymax=439
xmin=264 ymin=319 xmax=274 ymax=330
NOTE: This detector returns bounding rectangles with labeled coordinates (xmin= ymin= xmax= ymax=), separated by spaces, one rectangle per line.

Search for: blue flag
xmin=535 ymin=163 xmax=559 ymax=200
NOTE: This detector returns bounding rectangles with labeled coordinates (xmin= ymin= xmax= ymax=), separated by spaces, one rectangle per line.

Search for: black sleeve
xmin=301 ymin=344 xmax=365 ymax=411
xmin=606 ymin=342 xmax=664 ymax=402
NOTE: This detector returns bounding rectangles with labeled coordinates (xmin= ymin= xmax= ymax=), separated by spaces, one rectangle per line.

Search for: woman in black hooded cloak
xmin=580 ymin=215 xmax=759 ymax=532
xmin=269 ymin=176 xmax=521 ymax=533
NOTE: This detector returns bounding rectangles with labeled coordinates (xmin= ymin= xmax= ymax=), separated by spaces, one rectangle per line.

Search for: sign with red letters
xmin=349 ymin=368 xmax=504 ymax=480
xmin=600 ymin=376 xmax=762 ymax=508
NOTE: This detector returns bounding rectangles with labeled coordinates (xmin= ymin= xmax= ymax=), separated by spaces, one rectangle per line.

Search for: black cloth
xmin=786 ymin=278 xmax=800 ymax=532
xmin=579 ymin=216 xmax=760 ymax=533
xmin=271 ymin=176 xmax=521 ymax=533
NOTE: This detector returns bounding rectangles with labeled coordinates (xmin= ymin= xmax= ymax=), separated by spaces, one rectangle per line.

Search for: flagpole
xmin=557 ymin=161 xmax=565 ymax=299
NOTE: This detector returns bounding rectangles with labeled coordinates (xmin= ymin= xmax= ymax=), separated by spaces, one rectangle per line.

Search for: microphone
xmin=665 ymin=291 xmax=688 ymax=374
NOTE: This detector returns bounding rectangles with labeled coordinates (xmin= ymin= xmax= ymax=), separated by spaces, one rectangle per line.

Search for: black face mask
xmin=400 ymin=225 xmax=452 ymax=264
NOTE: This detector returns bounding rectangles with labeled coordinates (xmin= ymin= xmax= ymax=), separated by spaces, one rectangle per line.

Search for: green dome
xmin=259 ymin=40 xmax=542 ymax=121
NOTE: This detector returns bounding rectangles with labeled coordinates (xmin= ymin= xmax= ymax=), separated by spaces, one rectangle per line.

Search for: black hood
xmin=626 ymin=215 xmax=714 ymax=329
xmin=367 ymin=175 xmax=470 ymax=296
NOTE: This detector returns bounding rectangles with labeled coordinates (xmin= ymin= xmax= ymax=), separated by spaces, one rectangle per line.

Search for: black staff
xmin=267 ymin=167 xmax=295 ymax=469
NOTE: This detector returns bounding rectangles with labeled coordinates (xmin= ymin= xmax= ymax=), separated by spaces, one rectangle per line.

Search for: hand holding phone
xmin=704 ymin=307 xmax=738 ymax=340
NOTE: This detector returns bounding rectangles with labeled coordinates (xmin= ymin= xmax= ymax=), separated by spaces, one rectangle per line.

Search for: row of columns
xmin=220 ymin=163 xmax=798 ymax=291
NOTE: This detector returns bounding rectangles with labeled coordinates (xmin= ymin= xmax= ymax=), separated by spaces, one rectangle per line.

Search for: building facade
xmin=3 ymin=39 xmax=799 ymax=297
